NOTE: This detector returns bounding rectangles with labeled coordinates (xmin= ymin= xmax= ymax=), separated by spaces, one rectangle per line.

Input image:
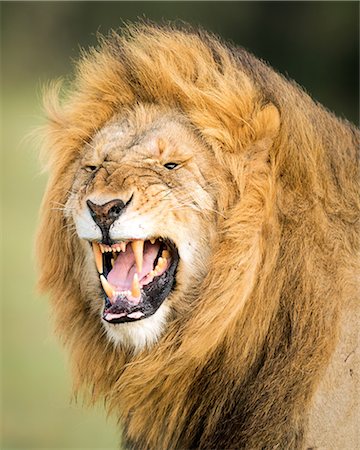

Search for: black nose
xmin=87 ymin=199 xmax=125 ymax=230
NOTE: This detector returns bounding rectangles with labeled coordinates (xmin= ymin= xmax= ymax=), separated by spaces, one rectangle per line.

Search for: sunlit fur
xmin=37 ymin=24 xmax=359 ymax=449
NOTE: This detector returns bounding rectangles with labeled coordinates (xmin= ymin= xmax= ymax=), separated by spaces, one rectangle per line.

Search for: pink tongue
xmin=107 ymin=241 xmax=160 ymax=290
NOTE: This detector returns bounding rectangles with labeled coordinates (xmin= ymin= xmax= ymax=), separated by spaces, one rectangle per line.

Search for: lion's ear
xmin=219 ymin=103 xmax=280 ymax=198
xmin=241 ymin=103 xmax=280 ymax=165
xmin=253 ymin=103 xmax=280 ymax=141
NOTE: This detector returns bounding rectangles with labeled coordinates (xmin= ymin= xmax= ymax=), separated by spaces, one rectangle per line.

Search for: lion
xmin=37 ymin=24 xmax=359 ymax=449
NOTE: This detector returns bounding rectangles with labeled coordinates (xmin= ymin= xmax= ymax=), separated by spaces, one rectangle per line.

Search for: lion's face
xmin=66 ymin=105 xmax=220 ymax=350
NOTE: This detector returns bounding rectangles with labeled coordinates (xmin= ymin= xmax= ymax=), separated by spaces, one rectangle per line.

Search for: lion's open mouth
xmin=91 ymin=238 xmax=179 ymax=323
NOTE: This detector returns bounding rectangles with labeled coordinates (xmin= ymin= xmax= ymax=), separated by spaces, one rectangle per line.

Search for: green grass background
xmin=1 ymin=2 xmax=358 ymax=449
xmin=2 ymin=89 xmax=119 ymax=449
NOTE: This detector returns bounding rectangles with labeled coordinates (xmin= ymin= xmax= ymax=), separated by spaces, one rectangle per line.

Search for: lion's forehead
xmin=86 ymin=108 xmax=197 ymax=162
xmin=89 ymin=121 xmax=135 ymax=156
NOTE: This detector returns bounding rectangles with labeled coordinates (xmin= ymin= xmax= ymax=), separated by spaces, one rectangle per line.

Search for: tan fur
xmin=37 ymin=24 xmax=360 ymax=449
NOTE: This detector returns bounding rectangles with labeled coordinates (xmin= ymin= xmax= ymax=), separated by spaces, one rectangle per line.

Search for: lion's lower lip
xmin=91 ymin=238 xmax=179 ymax=323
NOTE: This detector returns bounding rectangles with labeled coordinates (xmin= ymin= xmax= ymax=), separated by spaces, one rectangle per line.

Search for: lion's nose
xmin=87 ymin=199 xmax=125 ymax=229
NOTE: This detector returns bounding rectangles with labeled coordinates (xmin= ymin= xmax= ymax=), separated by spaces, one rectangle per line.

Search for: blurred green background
xmin=1 ymin=2 xmax=358 ymax=449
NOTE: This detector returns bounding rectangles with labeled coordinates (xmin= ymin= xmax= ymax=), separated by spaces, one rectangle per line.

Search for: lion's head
xmin=38 ymin=25 xmax=281 ymax=355
xmin=37 ymin=24 xmax=359 ymax=449
xmin=64 ymin=105 xmax=226 ymax=350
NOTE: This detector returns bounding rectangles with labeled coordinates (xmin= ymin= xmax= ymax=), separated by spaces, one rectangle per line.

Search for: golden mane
xmin=37 ymin=24 xmax=359 ymax=449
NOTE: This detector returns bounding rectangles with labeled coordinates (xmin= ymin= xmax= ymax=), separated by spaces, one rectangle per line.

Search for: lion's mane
xmin=37 ymin=24 xmax=359 ymax=449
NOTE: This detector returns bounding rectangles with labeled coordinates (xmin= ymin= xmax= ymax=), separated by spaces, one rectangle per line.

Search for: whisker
xmin=167 ymin=200 xmax=225 ymax=218
xmin=55 ymin=221 xmax=77 ymax=234
xmin=51 ymin=207 xmax=71 ymax=212
xmin=50 ymin=200 xmax=69 ymax=207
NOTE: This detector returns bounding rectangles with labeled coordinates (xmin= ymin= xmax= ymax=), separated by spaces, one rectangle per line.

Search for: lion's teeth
xmin=92 ymin=242 xmax=103 ymax=274
xmin=152 ymin=256 xmax=167 ymax=277
xmin=100 ymin=275 xmax=115 ymax=299
xmin=120 ymin=241 xmax=126 ymax=252
xmin=162 ymin=250 xmax=170 ymax=259
xmin=111 ymin=258 xmax=114 ymax=268
xmin=127 ymin=311 xmax=144 ymax=319
xmin=99 ymin=244 xmax=105 ymax=253
xmin=131 ymin=240 xmax=144 ymax=273
xmin=104 ymin=312 xmax=126 ymax=321
xmin=158 ymin=257 xmax=167 ymax=270
xmin=150 ymin=238 xmax=156 ymax=244
xmin=131 ymin=273 xmax=141 ymax=298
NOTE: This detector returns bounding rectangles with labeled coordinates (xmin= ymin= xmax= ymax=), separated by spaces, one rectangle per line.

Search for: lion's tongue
xmin=107 ymin=241 xmax=160 ymax=290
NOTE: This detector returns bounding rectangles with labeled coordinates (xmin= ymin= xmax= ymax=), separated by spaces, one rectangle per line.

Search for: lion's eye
xmin=84 ymin=165 xmax=97 ymax=173
xmin=163 ymin=162 xmax=179 ymax=170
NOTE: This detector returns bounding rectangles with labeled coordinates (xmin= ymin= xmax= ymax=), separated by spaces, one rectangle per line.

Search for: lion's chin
xmin=103 ymin=302 xmax=171 ymax=352
xmin=89 ymin=237 xmax=179 ymax=325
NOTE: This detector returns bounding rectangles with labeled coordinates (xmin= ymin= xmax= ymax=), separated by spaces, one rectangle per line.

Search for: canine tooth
xmin=131 ymin=273 xmax=141 ymax=298
xmin=111 ymin=258 xmax=114 ymax=268
xmin=92 ymin=242 xmax=103 ymax=274
xmin=99 ymin=244 xmax=105 ymax=253
xmin=120 ymin=241 xmax=126 ymax=252
xmin=150 ymin=238 xmax=156 ymax=244
xmin=162 ymin=250 xmax=170 ymax=259
xmin=127 ymin=311 xmax=144 ymax=319
xmin=153 ymin=257 xmax=167 ymax=277
xmin=158 ymin=257 xmax=166 ymax=270
xmin=100 ymin=275 xmax=115 ymax=299
xmin=131 ymin=240 xmax=144 ymax=273
xmin=105 ymin=312 xmax=126 ymax=321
